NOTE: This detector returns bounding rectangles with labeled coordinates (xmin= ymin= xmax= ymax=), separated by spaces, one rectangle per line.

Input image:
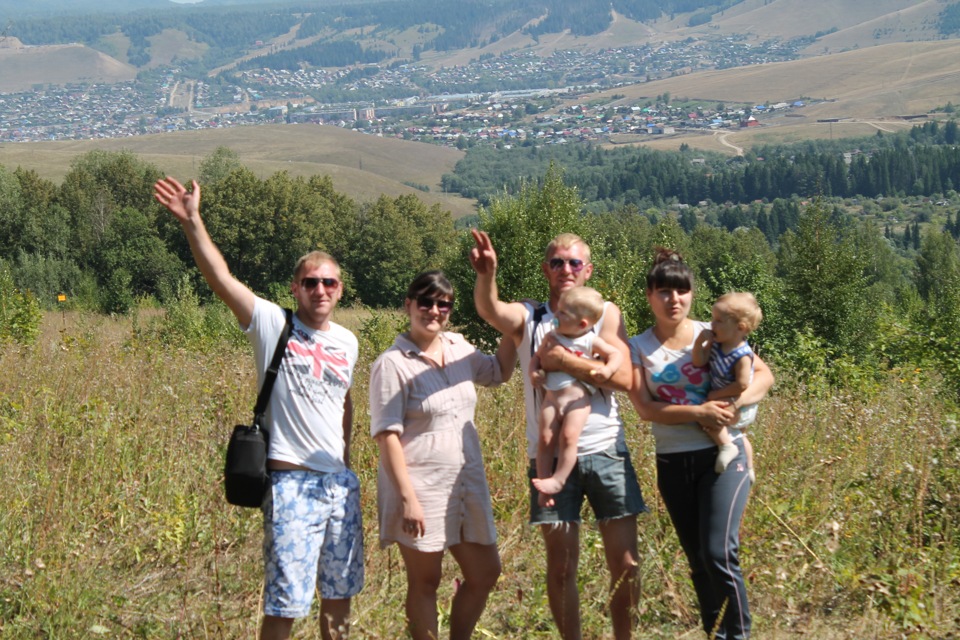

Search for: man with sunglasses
xmin=154 ymin=177 xmax=363 ymax=640
xmin=470 ymin=229 xmax=646 ymax=640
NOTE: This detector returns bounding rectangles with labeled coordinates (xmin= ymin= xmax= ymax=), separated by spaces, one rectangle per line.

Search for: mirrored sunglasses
xmin=548 ymin=257 xmax=586 ymax=273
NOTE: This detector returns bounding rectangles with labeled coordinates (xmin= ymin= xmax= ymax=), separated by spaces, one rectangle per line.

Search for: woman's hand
xmin=697 ymin=399 xmax=737 ymax=430
xmin=402 ymin=494 xmax=426 ymax=538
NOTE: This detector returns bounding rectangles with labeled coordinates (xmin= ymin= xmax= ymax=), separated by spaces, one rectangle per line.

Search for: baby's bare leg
xmin=532 ymin=384 xmax=591 ymax=496
xmin=536 ymin=392 xmax=562 ymax=485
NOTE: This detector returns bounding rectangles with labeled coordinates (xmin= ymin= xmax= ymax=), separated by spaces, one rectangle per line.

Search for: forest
xmin=2 ymin=139 xmax=960 ymax=404
xmin=442 ymin=120 xmax=960 ymax=209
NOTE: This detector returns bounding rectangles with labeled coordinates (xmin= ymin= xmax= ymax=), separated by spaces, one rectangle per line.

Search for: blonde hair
xmin=559 ymin=286 xmax=605 ymax=325
xmin=293 ymin=251 xmax=341 ymax=280
xmin=714 ymin=292 xmax=762 ymax=333
xmin=544 ymin=233 xmax=591 ymax=263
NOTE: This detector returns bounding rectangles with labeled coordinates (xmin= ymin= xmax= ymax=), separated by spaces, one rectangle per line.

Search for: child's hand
xmin=531 ymin=369 xmax=547 ymax=388
xmin=590 ymin=366 xmax=613 ymax=383
xmin=697 ymin=329 xmax=715 ymax=350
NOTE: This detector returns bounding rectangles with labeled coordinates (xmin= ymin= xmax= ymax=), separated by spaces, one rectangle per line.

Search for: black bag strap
xmin=530 ymin=302 xmax=548 ymax=358
xmin=253 ymin=308 xmax=293 ymax=425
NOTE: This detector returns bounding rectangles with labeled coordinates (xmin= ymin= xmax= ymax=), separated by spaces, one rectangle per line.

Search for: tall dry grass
xmin=1 ymin=311 xmax=958 ymax=638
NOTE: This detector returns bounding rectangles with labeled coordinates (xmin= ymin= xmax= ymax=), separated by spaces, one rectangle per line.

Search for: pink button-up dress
xmin=369 ymin=331 xmax=503 ymax=552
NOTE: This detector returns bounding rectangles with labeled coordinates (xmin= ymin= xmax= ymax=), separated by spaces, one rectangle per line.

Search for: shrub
xmin=137 ymin=276 xmax=245 ymax=351
xmin=0 ymin=262 xmax=42 ymax=345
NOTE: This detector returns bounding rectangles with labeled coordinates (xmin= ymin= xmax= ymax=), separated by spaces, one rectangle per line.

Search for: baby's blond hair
xmin=559 ymin=286 xmax=605 ymax=325
xmin=714 ymin=292 xmax=762 ymax=333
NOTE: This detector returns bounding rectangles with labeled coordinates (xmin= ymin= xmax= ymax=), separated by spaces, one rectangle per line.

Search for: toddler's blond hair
xmin=714 ymin=292 xmax=762 ymax=333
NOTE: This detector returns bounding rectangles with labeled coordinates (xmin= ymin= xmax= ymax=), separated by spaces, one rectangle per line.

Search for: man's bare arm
xmin=153 ymin=177 xmax=255 ymax=326
xmin=342 ymin=391 xmax=353 ymax=469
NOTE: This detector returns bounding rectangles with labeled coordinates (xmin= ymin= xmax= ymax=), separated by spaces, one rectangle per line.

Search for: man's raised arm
xmin=153 ymin=177 xmax=256 ymax=327
xmin=469 ymin=228 xmax=527 ymax=344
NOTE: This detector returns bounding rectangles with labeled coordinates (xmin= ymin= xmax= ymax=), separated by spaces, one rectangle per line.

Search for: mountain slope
xmin=0 ymin=124 xmax=478 ymax=218
xmin=593 ymin=40 xmax=960 ymax=118
xmin=0 ymin=41 xmax=136 ymax=91
xmin=689 ymin=0 xmax=941 ymax=40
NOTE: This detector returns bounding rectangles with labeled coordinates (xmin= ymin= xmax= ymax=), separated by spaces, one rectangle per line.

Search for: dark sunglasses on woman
xmin=416 ymin=295 xmax=453 ymax=312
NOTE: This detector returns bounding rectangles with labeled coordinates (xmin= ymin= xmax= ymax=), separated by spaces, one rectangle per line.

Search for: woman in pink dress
xmin=369 ymin=270 xmax=516 ymax=640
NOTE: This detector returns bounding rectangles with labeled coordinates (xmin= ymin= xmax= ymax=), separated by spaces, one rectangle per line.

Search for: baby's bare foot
xmin=532 ymin=476 xmax=565 ymax=495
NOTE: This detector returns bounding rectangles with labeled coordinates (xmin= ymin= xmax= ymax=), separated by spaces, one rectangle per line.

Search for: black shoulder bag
xmin=224 ymin=308 xmax=293 ymax=508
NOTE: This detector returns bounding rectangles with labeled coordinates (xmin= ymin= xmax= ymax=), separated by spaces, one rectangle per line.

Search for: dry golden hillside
xmin=594 ymin=40 xmax=960 ymax=118
xmin=0 ymin=41 xmax=136 ymax=91
xmin=684 ymin=0 xmax=943 ymax=44
xmin=0 ymin=124 xmax=478 ymax=218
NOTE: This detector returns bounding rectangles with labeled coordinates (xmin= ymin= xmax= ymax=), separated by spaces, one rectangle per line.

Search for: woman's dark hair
xmin=406 ymin=270 xmax=455 ymax=302
xmin=646 ymin=247 xmax=694 ymax=291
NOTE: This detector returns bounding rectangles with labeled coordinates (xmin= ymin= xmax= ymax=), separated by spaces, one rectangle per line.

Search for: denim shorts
xmin=262 ymin=469 xmax=365 ymax=618
xmin=528 ymin=444 xmax=648 ymax=525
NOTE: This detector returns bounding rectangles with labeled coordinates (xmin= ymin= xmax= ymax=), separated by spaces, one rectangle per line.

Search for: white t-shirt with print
xmin=628 ymin=320 xmax=717 ymax=454
xmin=245 ymin=298 xmax=358 ymax=473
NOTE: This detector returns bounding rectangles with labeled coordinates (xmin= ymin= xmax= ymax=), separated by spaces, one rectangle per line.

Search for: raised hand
xmin=469 ymin=228 xmax=498 ymax=275
xmin=153 ymin=177 xmax=200 ymax=224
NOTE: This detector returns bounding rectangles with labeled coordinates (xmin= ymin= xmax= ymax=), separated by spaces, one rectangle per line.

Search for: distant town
xmin=1 ymin=35 xmax=812 ymax=146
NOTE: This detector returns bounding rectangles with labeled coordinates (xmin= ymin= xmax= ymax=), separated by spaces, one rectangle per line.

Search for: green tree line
xmin=442 ymin=121 xmax=960 ymax=209
xmin=3 ymin=149 xmax=960 ymax=397
xmin=0 ymin=148 xmax=454 ymax=315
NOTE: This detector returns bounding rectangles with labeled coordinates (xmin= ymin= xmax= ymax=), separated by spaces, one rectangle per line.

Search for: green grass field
xmin=1 ymin=308 xmax=956 ymax=638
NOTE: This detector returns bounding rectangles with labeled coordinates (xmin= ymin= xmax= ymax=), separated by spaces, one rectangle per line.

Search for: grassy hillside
xmin=0 ymin=40 xmax=136 ymax=91
xmin=1 ymin=309 xmax=956 ymax=638
xmin=0 ymin=124 xmax=479 ymax=218
xmin=585 ymin=40 xmax=960 ymax=152
xmin=683 ymin=0 xmax=940 ymax=43
xmin=597 ymin=40 xmax=960 ymax=114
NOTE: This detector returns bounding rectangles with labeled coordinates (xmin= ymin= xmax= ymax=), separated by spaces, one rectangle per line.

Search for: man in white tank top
xmin=470 ymin=229 xmax=648 ymax=640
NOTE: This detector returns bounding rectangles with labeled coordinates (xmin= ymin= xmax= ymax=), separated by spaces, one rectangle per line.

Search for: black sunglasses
xmin=548 ymin=258 xmax=586 ymax=273
xmin=416 ymin=295 xmax=453 ymax=312
xmin=300 ymin=277 xmax=340 ymax=289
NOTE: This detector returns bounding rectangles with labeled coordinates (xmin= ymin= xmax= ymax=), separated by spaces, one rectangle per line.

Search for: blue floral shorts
xmin=262 ymin=469 xmax=364 ymax=618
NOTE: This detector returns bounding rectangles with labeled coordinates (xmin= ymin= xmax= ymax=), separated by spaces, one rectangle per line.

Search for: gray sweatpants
xmin=656 ymin=439 xmax=752 ymax=639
